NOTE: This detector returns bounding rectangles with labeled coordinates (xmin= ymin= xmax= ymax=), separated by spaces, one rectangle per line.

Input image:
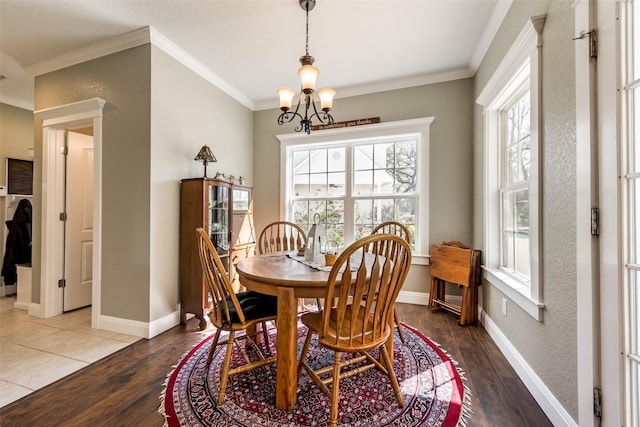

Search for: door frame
xmin=34 ymin=98 xmax=105 ymax=329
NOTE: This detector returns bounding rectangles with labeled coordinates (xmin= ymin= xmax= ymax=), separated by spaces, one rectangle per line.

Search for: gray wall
xmin=253 ymin=78 xmax=474 ymax=293
xmin=473 ymin=0 xmax=578 ymax=419
xmin=32 ymin=44 xmax=253 ymax=328
xmin=149 ymin=46 xmax=253 ymax=321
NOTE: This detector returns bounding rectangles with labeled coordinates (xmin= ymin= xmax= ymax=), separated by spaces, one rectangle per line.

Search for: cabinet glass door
xmin=233 ymin=188 xmax=250 ymax=212
xmin=208 ymin=184 xmax=229 ymax=254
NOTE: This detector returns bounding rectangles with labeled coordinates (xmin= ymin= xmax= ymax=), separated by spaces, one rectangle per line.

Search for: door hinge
xmin=58 ymin=279 xmax=66 ymax=288
xmin=593 ymin=387 xmax=602 ymax=418
xmin=59 ymin=212 xmax=67 ymax=221
xmin=572 ymin=30 xmax=597 ymax=59
xmin=591 ymin=208 xmax=599 ymax=235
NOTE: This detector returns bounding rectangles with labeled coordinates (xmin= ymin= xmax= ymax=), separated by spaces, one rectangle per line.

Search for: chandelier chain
xmin=305 ymin=6 xmax=309 ymax=56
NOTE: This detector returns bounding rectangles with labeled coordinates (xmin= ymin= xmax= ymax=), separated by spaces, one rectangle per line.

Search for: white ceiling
xmin=0 ymin=0 xmax=509 ymax=111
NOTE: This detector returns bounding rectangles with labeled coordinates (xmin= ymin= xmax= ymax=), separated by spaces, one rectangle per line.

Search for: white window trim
xmin=277 ymin=117 xmax=433 ymax=266
xmin=477 ymin=14 xmax=546 ymax=320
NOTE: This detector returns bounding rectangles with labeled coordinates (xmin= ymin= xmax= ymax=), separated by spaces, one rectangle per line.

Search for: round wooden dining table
xmin=236 ymin=251 xmax=396 ymax=411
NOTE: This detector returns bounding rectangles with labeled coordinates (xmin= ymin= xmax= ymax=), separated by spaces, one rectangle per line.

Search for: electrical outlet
xmin=501 ymin=298 xmax=507 ymax=316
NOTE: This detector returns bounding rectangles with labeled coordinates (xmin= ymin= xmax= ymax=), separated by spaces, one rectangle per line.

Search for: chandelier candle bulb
xmin=317 ymin=88 xmax=335 ymax=110
xmin=298 ymin=64 xmax=319 ymax=91
xmin=278 ymin=88 xmax=296 ymax=110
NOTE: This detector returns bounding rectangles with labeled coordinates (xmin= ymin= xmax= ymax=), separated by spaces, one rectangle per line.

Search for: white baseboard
xmin=396 ymin=290 xmax=429 ymax=305
xmin=480 ymin=307 xmax=578 ymax=427
xmin=13 ymin=301 xmax=29 ymax=311
xmin=98 ymin=310 xmax=181 ymax=339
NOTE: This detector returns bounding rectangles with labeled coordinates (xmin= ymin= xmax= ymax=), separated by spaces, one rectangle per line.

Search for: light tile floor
xmin=0 ymin=295 xmax=141 ymax=407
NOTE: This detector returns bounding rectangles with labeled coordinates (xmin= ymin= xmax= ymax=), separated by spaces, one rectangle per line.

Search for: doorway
xmin=63 ymin=130 xmax=94 ymax=312
xmin=34 ymin=98 xmax=105 ymax=328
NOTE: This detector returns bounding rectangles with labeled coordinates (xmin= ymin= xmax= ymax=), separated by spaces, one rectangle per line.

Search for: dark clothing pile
xmin=2 ymin=199 xmax=32 ymax=286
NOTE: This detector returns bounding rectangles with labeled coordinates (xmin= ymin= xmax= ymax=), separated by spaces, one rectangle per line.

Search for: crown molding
xmin=27 ymin=27 xmax=152 ymax=77
xmin=148 ymin=28 xmax=253 ymax=109
xmin=25 ymin=26 xmax=254 ymax=110
xmin=254 ymin=67 xmax=475 ymax=111
xmin=469 ymin=0 xmax=513 ymax=73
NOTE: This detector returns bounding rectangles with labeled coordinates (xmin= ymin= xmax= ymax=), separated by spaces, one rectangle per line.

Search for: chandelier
xmin=277 ymin=0 xmax=335 ymax=135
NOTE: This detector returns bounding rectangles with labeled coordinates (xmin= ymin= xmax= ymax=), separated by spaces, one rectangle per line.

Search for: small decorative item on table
xmin=324 ymin=241 xmax=338 ymax=266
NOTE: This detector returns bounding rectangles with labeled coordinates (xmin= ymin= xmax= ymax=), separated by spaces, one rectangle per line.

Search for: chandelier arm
xmin=308 ymin=100 xmax=334 ymax=125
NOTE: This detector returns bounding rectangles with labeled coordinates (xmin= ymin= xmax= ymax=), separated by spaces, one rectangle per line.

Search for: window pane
xmin=395 ymin=198 xmax=416 ymax=226
xmin=521 ymin=136 xmax=531 ymax=181
xmin=354 ymin=199 xmax=373 ymax=224
xmin=395 ymin=140 xmax=416 ymax=168
xmin=309 ymin=149 xmax=327 ymax=173
xmin=310 ymin=173 xmax=327 ymax=196
xmin=293 ymin=201 xmax=309 ymax=226
xmin=354 ymin=170 xmax=373 ymax=195
xmin=325 ymin=200 xmax=344 ymax=248
xmin=293 ymin=173 xmax=310 ymax=197
xmin=328 ymin=147 xmax=345 ymax=172
xmin=354 ymin=145 xmax=373 ymax=170
xmin=507 ymin=145 xmax=520 ymax=185
xmin=293 ymin=151 xmax=309 ymax=174
xmin=394 ymin=167 xmax=417 ymax=193
xmin=373 ymin=199 xmax=395 ymax=222
xmin=327 ymin=172 xmax=345 ymax=196
xmin=374 ymin=143 xmax=394 ymax=169
xmin=354 ymin=224 xmax=372 ymax=241
xmin=374 ymin=169 xmax=395 ymax=194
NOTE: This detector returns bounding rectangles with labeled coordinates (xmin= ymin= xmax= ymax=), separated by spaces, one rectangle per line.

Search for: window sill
xmin=412 ymin=253 xmax=430 ymax=266
xmin=482 ymin=266 xmax=545 ymax=321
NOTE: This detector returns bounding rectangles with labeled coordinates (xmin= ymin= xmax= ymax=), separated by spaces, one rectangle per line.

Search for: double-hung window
xmin=278 ymin=118 xmax=432 ymax=264
xmin=477 ymin=15 xmax=545 ymax=320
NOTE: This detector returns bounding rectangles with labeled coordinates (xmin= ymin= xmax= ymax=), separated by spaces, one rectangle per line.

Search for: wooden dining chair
xmin=196 ymin=228 xmax=278 ymax=404
xmin=258 ymin=221 xmax=321 ymax=312
xmin=370 ymin=221 xmax=412 ymax=343
xmin=258 ymin=221 xmax=307 ymax=255
xmin=297 ymin=234 xmax=412 ymax=427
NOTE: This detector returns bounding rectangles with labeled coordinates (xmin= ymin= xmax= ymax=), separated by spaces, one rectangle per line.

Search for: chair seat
xmin=219 ymin=291 xmax=278 ymax=324
xmin=301 ymin=307 xmax=391 ymax=352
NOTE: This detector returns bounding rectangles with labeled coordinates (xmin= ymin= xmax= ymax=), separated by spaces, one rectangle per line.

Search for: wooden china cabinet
xmin=179 ymin=178 xmax=255 ymax=330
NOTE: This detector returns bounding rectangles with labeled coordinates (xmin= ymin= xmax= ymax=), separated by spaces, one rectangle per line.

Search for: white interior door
xmin=63 ymin=131 xmax=94 ymax=311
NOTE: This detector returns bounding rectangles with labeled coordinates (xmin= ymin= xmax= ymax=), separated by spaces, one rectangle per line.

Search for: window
xmin=278 ymin=118 xmax=432 ymax=264
xmin=477 ymin=15 xmax=545 ymax=320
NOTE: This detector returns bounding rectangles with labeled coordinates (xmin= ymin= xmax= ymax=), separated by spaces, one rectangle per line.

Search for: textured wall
xmin=253 ymin=78 xmax=475 ymax=293
xmin=149 ymin=46 xmax=253 ymax=320
xmin=473 ymin=0 xmax=578 ymax=419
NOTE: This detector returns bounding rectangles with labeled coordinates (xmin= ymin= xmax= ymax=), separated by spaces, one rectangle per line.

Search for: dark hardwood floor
xmin=0 ymin=303 xmax=552 ymax=426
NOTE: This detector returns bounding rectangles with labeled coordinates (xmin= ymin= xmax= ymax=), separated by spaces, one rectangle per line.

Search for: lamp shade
xmin=277 ymin=88 xmax=296 ymax=110
xmin=317 ymin=88 xmax=336 ymax=110
xmin=194 ymin=145 xmax=216 ymax=163
xmin=298 ymin=64 xmax=319 ymax=91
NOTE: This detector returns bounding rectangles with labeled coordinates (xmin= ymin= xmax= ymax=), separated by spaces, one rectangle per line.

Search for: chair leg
xmin=380 ymin=343 xmax=404 ymax=407
xmin=394 ymin=311 xmax=406 ymax=343
xmin=297 ymin=330 xmax=314 ymax=377
xmin=218 ymin=330 xmax=235 ymax=405
xmin=329 ymin=351 xmax=342 ymax=427
xmin=260 ymin=321 xmax=270 ymax=351
xmin=207 ymin=327 xmax=223 ymax=366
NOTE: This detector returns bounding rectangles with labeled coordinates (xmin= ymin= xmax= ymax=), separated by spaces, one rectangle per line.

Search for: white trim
xmin=27 ymin=27 xmax=151 ymax=77
xmin=34 ymin=98 xmax=105 ymax=331
xmin=476 ymin=14 xmax=547 ymax=106
xmin=277 ymin=118 xmax=433 ymax=258
xmin=469 ymin=0 xmax=514 ymax=72
xmin=26 ymin=26 xmax=254 ymax=111
xmin=477 ymin=14 xmax=546 ymax=320
xmin=255 ymin=69 xmax=474 ymax=111
xmin=99 ymin=309 xmax=180 ymax=339
xmin=396 ymin=290 xmax=430 ymax=306
xmin=481 ymin=308 xmax=578 ymax=427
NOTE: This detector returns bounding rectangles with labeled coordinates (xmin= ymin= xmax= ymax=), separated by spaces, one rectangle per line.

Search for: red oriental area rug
xmin=160 ymin=323 xmax=471 ymax=426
